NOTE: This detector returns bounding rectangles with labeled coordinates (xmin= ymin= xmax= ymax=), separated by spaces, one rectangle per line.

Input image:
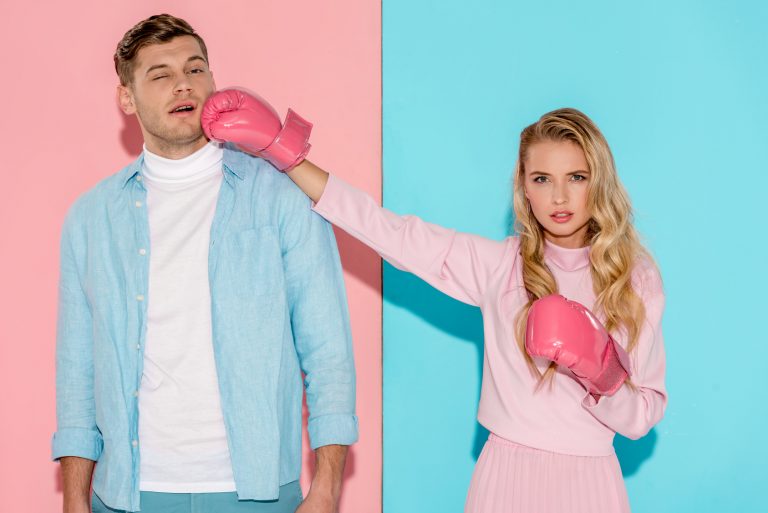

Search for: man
xmin=52 ymin=14 xmax=357 ymax=513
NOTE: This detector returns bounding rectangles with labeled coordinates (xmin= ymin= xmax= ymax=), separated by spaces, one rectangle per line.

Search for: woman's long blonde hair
xmin=512 ymin=108 xmax=648 ymax=382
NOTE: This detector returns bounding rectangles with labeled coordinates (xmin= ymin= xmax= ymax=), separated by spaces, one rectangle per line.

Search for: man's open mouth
xmin=170 ymin=103 xmax=196 ymax=114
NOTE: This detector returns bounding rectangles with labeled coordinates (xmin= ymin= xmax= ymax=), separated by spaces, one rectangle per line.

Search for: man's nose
xmin=174 ymin=75 xmax=193 ymax=94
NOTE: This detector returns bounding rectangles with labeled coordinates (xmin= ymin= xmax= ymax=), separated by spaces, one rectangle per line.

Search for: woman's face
xmin=523 ymin=140 xmax=592 ymax=249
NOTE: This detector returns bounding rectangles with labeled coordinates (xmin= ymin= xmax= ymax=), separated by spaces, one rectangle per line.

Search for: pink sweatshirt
xmin=313 ymin=174 xmax=667 ymax=457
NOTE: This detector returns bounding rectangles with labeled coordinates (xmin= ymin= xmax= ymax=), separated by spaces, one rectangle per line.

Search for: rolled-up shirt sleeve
xmin=312 ymin=174 xmax=507 ymax=306
xmin=581 ymin=261 xmax=667 ymax=440
xmin=280 ymin=181 xmax=358 ymax=449
xmin=52 ymin=203 xmax=103 ymax=461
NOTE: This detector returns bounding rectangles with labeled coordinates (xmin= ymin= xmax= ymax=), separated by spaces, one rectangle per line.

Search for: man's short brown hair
xmin=114 ymin=14 xmax=209 ymax=86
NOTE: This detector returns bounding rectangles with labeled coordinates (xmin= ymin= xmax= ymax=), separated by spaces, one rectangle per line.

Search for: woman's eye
xmin=533 ymin=176 xmax=548 ymax=183
xmin=571 ymin=174 xmax=587 ymax=182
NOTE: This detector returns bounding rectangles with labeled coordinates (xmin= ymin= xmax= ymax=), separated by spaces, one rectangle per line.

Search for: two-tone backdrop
xmin=0 ymin=1 xmax=765 ymax=512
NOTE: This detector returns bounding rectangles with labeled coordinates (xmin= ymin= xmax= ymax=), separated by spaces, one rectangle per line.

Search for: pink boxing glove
xmin=201 ymin=88 xmax=312 ymax=171
xmin=525 ymin=294 xmax=631 ymax=397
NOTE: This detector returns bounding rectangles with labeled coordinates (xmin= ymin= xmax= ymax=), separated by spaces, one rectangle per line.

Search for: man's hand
xmin=295 ymin=490 xmax=336 ymax=513
xmin=295 ymin=445 xmax=348 ymax=513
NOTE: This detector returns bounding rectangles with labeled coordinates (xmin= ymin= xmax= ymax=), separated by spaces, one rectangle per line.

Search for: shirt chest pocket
xmin=215 ymin=225 xmax=285 ymax=299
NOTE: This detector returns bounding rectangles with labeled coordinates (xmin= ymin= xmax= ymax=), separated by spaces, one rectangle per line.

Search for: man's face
xmin=118 ymin=35 xmax=215 ymax=157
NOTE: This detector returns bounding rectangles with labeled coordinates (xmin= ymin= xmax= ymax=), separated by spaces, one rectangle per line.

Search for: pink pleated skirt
xmin=465 ymin=434 xmax=631 ymax=513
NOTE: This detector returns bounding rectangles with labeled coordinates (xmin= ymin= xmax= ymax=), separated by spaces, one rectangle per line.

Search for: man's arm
xmin=296 ymin=445 xmax=349 ymax=513
xmin=53 ymin=205 xmax=102 ymax=512
xmin=60 ymin=457 xmax=94 ymax=513
xmin=277 ymin=175 xmax=358 ymax=512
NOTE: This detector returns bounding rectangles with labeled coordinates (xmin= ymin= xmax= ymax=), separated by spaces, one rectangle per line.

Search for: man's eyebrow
xmin=145 ymin=56 xmax=207 ymax=75
xmin=145 ymin=64 xmax=169 ymax=75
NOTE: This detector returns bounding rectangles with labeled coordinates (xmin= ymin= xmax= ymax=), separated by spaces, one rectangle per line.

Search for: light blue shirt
xmin=52 ymin=147 xmax=358 ymax=512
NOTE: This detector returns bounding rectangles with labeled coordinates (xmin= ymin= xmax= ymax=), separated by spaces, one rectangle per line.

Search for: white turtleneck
xmin=138 ymin=141 xmax=236 ymax=492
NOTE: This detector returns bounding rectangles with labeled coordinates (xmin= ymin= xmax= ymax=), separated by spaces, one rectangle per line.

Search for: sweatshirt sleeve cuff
xmin=581 ymin=382 xmax=628 ymax=412
xmin=308 ymin=414 xmax=359 ymax=450
xmin=51 ymin=427 xmax=103 ymax=461
xmin=311 ymin=174 xmax=350 ymax=223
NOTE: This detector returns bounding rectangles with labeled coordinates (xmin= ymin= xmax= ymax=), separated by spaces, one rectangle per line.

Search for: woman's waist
xmin=477 ymin=388 xmax=617 ymax=457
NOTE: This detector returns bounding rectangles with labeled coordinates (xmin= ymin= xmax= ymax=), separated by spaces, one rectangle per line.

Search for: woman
xmin=202 ymin=91 xmax=667 ymax=513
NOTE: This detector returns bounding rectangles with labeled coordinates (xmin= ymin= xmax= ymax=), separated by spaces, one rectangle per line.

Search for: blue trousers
xmin=92 ymin=482 xmax=303 ymax=513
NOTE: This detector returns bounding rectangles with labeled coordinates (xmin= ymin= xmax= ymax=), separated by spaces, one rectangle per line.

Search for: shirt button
xmin=136 ymin=294 xmax=145 ymax=302
xmin=133 ymin=390 xmax=139 ymax=397
xmin=138 ymin=248 xmax=147 ymax=256
xmin=135 ymin=201 xmax=143 ymax=208
xmin=131 ymin=440 xmax=138 ymax=447
xmin=136 ymin=175 xmax=142 ymax=181
xmin=136 ymin=344 xmax=141 ymax=350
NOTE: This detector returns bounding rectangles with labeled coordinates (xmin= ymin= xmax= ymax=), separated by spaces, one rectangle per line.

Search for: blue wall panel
xmin=383 ymin=1 xmax=767 ymax=512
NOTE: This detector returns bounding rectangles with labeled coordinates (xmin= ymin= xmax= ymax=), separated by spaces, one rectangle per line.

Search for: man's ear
xmin=117 ymin=84 xmax=136 ymax=115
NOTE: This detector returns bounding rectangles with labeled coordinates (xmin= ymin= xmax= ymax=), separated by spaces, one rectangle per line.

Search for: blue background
xmin=382 ymin=1 xmax=767 ymax=511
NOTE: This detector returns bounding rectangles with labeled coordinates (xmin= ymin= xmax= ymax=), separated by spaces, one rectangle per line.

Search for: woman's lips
xmin=550 ymin=212 xmax=573 ymax=224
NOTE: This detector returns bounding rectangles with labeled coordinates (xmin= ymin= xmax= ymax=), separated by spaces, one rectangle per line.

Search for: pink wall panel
xmin=0 ymin=2 xmax=381 ymax=512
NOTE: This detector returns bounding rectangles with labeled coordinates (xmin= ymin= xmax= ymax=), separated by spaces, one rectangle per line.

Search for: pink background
xmin=0 ymin=1 xmax=381 ymax=512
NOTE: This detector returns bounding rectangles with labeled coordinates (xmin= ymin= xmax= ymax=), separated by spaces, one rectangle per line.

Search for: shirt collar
xmin=222 ymin=144 xmax=245 ymax=180
xmin=119 ymin=155 xmax=144 ymax=189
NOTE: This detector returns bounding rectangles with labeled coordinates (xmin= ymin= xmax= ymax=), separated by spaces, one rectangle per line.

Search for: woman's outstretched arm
xmin=202 ymin=88 xmax=511 ymax=306
xmin=287 ymin=159 xmax=330 ymax=204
